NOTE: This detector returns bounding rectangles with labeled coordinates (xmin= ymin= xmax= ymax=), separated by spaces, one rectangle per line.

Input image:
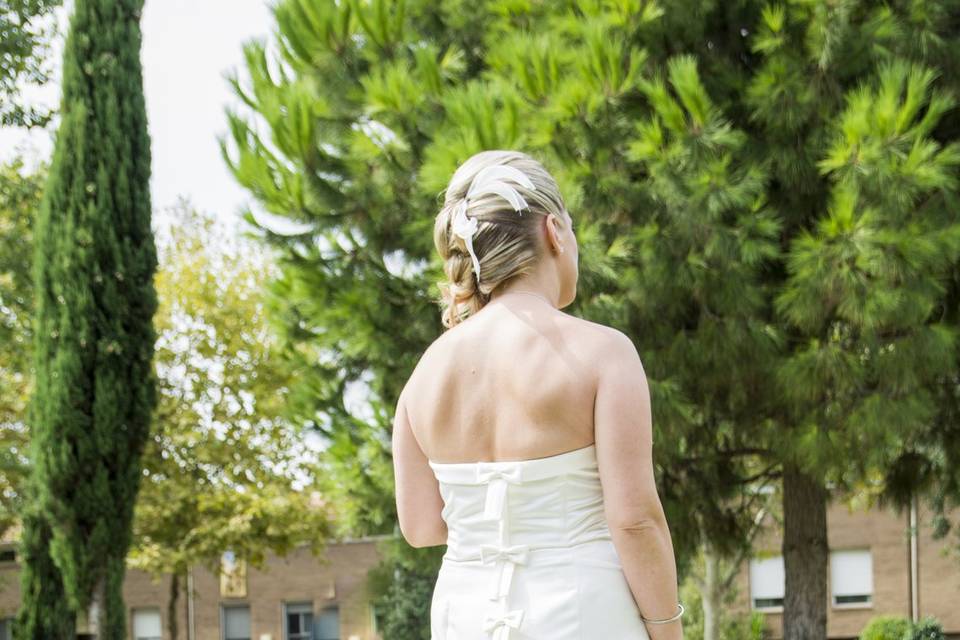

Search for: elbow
xmin=399 ymin=522 xmax=424 ymax=548
xmin=606 ymin=496 xmax=669 ymax=534
xmin=404 ymin=534 xmax=443 ymax=549
xmin=403 ymin=531 xmax=430 ymax=548
xmin=606 ymin=511 xmax=667 ymax=534
xmin=399 ymin=522 xmax=445 ymax=549
xmin=408 ymin=538 xmax=437 ymax=549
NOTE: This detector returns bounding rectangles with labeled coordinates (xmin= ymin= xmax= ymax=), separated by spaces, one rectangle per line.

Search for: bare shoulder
xmin=399 ymin=310 xmax=641 ymax=404
xmin=398 ymin=326 xmax=457 ymax=401
xmin=571 ymin=316 xmax=634 ymax=349
xmin=562 ymin=315 xmax=642 ymax=375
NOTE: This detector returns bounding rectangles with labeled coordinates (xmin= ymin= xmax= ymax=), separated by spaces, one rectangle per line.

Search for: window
xmin=222 ymin=605 xmax=251 ymax=640
xmin=0 ymin=548 xmax=15 ymax=563
xmin=0 ymin=618 xmax=12 ymax=640
xmin=284 ymin=602 xmax=313 ymax=640
xmin=831 ymin=549 xmax=873 ymax=607
xmin=749 ymin=555 xmax=784 ymax=610
xmin=132 ymin=609 xmax=162 ymax=640
xmin=314 ymin=605 xmax=339 ymax=640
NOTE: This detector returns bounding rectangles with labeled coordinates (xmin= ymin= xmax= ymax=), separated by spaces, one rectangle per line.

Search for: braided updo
xmin=433 ymin=150 xmax=569 ymax=329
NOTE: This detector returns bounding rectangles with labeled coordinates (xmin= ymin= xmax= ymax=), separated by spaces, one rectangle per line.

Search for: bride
xmin=392 ymin=149 xmax=684 ymax=639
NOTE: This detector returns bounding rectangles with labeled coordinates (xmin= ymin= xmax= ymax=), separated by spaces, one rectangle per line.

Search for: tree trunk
xmin=702 ymin=537 xmax=722 ymax=640
xmin=168 ymin=571 xmax=181 ymax=640
xmin=782 ymin=463 xmax=828 ymax=640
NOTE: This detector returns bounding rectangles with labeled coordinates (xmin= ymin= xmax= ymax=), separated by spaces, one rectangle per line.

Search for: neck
xmin=491 ymin=289 xmax=556 ymax=307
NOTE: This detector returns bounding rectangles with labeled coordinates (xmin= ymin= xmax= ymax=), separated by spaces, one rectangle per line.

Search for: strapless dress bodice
xmin=429 ymin=443 xmax=614 ymax=562
xmin=428 ymin=443 xmax=650 ymax=639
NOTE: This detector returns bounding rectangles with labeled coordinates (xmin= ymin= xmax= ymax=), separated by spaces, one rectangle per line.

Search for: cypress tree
xmin=13 ymin=473 xmax=75 ymax=640
xmin=17 ymin=0 xmax=157 ymax=638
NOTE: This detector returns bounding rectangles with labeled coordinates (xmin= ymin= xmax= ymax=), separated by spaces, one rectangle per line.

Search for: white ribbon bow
xmin=480 ymin=543 xmax=530 ymax=600
xmin=482 ymin=608 xmax=525 ymax=640
xmin=480 ymin=542 xmax=530 ymax=565
xmin=451 ymin=164 xmax=537 ymax=282
xmin=476 ymin=466 xmax=523 ymax=520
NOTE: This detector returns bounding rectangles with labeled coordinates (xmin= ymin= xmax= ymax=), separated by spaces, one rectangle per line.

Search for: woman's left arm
xmin=392 ymin=389 xmax=448 ymax=548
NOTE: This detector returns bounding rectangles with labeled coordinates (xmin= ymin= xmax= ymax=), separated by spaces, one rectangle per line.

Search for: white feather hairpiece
xmin=451 ymin=164 xmax=537 ymax=283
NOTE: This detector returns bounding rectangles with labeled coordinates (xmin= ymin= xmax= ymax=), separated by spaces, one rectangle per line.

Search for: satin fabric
xmin=427 ymin=443 xmax=652 ymax=639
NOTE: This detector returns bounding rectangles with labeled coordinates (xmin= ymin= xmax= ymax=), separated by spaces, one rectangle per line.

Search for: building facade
xmin=731 ymin=494 xmax=960 ymax=639
xmin=0 ymin=532 xmax=389 ymax=640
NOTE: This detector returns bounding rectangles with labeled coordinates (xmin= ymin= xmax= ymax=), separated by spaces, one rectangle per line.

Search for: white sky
xmin=0 ymin=0 xmax=279 ymax=234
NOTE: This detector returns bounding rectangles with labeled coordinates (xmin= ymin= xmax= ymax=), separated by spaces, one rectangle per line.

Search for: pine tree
xmin=222 ymin=1 xmax=960 ymax=638
xmin=17 ymin=0 xmax=157 ymax=637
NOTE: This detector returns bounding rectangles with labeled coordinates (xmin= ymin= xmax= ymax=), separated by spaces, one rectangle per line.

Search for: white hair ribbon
xmin=451 ymin=164 xmax=537 ymax=282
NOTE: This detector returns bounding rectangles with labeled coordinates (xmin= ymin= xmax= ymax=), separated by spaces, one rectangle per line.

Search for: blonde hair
xmin=433 ymin=150 xmax=568 ymax=329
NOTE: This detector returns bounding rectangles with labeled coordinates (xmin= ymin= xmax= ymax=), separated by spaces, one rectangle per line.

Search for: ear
xmin=544 ymin=213 xmax=563 ymax=254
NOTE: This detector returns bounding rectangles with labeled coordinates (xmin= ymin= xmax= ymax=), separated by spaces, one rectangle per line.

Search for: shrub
xmin=907 ymin=616 xmax=946 ymax=640
xmin=860 ymin=614 xmax=912 ymax=640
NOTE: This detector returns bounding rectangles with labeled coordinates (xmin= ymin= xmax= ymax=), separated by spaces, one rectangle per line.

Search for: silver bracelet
xmin=640 ymin=602 xmax=684 ymax=624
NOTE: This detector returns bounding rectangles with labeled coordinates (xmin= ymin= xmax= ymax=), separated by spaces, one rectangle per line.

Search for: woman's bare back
xmin=403 ymin=297 xmax=615 ymax=463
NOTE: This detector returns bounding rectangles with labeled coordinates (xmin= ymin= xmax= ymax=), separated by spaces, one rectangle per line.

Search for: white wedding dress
xmin=427 ymin=442 xmax=652 ymax=639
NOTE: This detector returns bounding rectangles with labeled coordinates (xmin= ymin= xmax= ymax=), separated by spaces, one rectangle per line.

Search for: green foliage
xmin=859 ymin=614 xmax=913 ymax=640
xmin=676 ymin=575 xmax=766 ymax=640
xmin=13 ymin=474 xmax=74 ymax=640
xmin=367 ymin=531 xmax=444 ymax=640
xmin=369 ymin=563 xmax=435 ymax=640
xmin=0 ymin=157 xmax=46 ymax=537
xmin=220 ymin=0 xmax=960 ymax=637
xmin=129 ymin=202 xmax=334 ymax=584
xmin=676 ymin=532 xmax=774 ymax=640
xmin=0 ymin=0 xmax=63 ymax=127
xmin=907 ymin=617 xmax=946 ymax=640
xmin=858 ymin=614 xmax=947 ymax=640
xmin=19 ymin=0 xmax=157 ymax=637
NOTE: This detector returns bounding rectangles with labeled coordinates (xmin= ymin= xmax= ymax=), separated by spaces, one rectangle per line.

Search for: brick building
xmin=0 ymin=530 xmax=389 ymax=640
xmin=730 ymin=494 xmax=960 ymax=639
xmin=0 ymin=493 xmax=957 ymax=639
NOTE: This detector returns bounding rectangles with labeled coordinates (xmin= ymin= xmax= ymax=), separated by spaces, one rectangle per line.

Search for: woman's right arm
xmin=594 ymin=329 xmax=683 ymax=640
